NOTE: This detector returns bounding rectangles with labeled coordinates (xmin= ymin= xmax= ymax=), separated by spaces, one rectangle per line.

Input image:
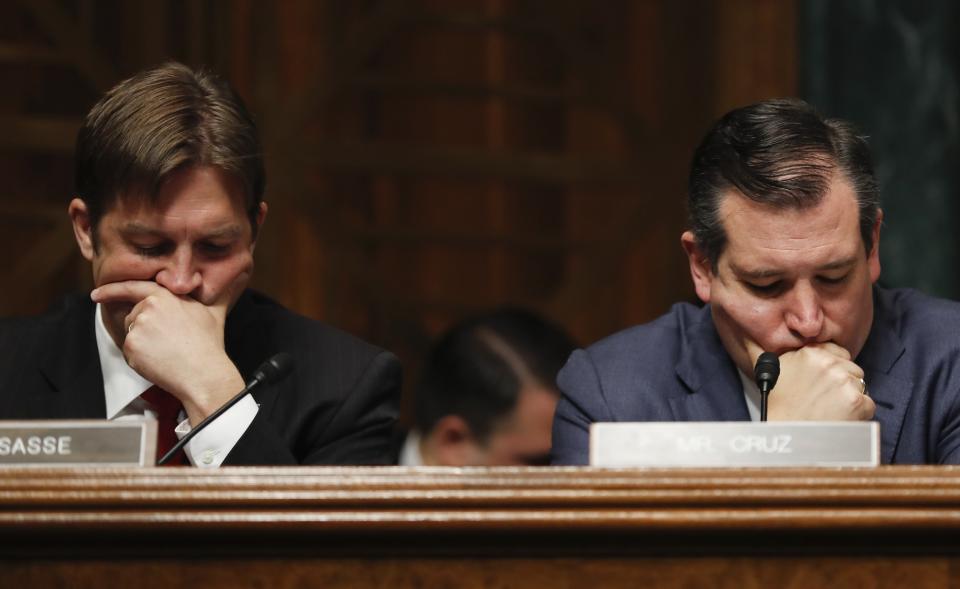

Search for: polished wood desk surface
xmin=2 ymin=465 xmax=960 ymax=533
xmin=4 ymin=466 xmax=960 ymax=587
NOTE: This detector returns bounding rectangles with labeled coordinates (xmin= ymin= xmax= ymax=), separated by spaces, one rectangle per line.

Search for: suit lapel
xmin=858 ymin=290 xmax=910 ymax=464
xmin=666 ymin=291 xmax=911 ymax=463
xmin=37 ymin=296 xmax=107 ymax=418
xmin=671 ymin=305 xmax=751 ymax=422
xmin=224 ymin=290 xmax=284 ymax=410
xmin=225 ymin=290 xmax=259 ymax=380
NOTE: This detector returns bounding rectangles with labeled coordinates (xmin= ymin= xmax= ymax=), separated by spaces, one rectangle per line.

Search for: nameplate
xmin=0 ymin=420 xmax=157 ymax=467
xmin=590 ymin=422 xmax=879 ymax=467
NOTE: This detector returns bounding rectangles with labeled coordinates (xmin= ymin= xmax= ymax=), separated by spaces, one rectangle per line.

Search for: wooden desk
xmin=3 ymin=466 xmax=960 ymax=587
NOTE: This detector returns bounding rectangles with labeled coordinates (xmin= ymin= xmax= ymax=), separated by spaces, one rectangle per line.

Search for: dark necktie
xmin=141 ymin=386 xmax=189 ymax=466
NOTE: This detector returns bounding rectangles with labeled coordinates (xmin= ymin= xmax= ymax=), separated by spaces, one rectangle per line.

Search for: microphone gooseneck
xmin=156 ymin=352 xmax=295 ymax=465
xmin=754 ymin=352 xmax=780 ymax=422
xmin=250 ymin=352 xmax=294 ymax=387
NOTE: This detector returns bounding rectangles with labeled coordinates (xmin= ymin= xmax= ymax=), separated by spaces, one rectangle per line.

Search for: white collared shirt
xmin=739 ymin=369 xmax=762 ymax=422
xmin=94 ymin=304 xmax=258 ymax=467
xmin=398 ymin=431 xmax=424 ymax=466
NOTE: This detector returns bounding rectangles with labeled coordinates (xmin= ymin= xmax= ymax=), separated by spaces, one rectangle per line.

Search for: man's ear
xmin=427 ymin=415 xmax=482 ymax=467
xmin=681 ymin=230 xmax=714 ymax=303
xmin=867 ymin=208 xmax=883 ymax=283
xmin=250 ymin=201 xmax=268 ymax=254
xmin=68 ymin=198 xmax=96 ymax=261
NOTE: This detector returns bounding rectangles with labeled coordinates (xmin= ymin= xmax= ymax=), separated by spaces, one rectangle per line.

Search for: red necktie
xmin=141 ymin=386 xmax=189 ymax=466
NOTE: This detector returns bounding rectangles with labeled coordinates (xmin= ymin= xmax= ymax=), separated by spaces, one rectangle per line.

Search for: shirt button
xmin=201 ymin=450 xmax=217 ymax=465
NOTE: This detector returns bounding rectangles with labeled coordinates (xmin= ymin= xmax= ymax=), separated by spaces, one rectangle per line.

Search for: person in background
xmin=400 ymin=308 xmax=576 ymax=466
xmin=0 ymin=62 xmax=400 ymax=466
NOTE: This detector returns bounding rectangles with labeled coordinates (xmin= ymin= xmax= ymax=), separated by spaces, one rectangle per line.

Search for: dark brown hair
xmin=75 ymin=61 xmax=265 ymax=242
xmin=688 ymin=98 xmax=879 ymax=268
xmin=414 ymin=308 xmax=577 ymax=444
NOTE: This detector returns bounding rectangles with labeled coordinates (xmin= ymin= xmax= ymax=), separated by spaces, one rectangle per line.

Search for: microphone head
xmin=754 ymin=351 xmax=780 ymax=389
xmin=253 ymin=352 xmax=295 ymax=385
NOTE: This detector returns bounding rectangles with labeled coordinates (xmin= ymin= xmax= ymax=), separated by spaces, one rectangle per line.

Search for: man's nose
xmin=784 ymin=283 xmax=824 ymax=339
xmin=154 ymin=251 xmax=201 ymax=296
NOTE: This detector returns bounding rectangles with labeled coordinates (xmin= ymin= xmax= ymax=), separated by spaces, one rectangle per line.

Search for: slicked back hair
xmin=414 ymin=308 xmax=577 ymax=444
xmin=75 ymin=61 xmax=264 ymax=244
xmin=688 ymin=98 xmax=879 ymax=269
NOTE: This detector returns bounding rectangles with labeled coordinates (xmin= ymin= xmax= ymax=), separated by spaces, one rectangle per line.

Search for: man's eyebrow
xmin=201 ymin=226 xmax=244 ymax=240
xmin=118 ymin=223 xmax=244 ymax=239
xmin=729 ymin=263 xmax=782 ymax=281
xmin=730 ymin=256 xmax=859 ymax=280
xmin=816 ymin=256 xmax=858 ymax=272
xmin=118 ymin=223 xmax=164 ymax=237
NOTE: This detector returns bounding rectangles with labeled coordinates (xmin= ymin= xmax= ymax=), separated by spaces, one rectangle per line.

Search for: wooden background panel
xmin=0 ymin=0 xmax=797 ymax=418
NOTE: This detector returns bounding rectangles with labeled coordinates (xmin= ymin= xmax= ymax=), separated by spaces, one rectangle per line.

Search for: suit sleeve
xmin=936 ymin=373 xmax=960 ymax=464
xmin=302 ymin=350 xmax=402 ymax=465
xmin=551 ymin=349 xmax=615 ymax=466
xmin=223 ymin=350 xmax=401 ymax=466
xmin=937 ymin=424 xmax=960 ymax=464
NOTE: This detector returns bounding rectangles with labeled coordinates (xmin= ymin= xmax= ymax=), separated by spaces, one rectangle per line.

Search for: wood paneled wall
xmin=0 ymin=0 xmax=796 ymax=419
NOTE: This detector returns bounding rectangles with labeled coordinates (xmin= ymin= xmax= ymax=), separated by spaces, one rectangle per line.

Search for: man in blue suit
xmin=552 ymin=98 xmax=960 ymax=465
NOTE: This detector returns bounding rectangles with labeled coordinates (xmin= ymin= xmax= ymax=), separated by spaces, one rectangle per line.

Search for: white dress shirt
xmin=739 ymin=369 xmax=762 ymax=422
xmin=398 ymin=431 xmax=424 ymax=466
xmin=94 ymin=304 xmax=258 ymax=467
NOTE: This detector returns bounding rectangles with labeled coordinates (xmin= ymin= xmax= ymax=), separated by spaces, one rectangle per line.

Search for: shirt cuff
xmin=174 ymin=396 xmax=259 ymax=468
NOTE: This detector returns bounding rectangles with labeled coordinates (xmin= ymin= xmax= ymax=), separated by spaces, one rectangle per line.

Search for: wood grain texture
xmin=0 ymin=467 xmax=960 ymax=589
xmin=6 ymin=558 xmax=956 ymax=589
xmin=3 ymin=466 xmax=960 ymax=587
xmin=2 ymin=466 xmax=960 ymax=537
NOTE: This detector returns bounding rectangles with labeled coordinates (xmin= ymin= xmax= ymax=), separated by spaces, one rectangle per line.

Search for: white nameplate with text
xmin=0 ymin=420 xmax=157 ymax=467
xmin=590 ymin=422 xmax=879 ymax=467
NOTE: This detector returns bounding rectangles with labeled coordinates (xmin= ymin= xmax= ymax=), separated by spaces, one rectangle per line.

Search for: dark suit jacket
xmin=0 ymin=290 xmax=401 ymax=465
xmin=552 ymin=287 xmax=960 ymax=465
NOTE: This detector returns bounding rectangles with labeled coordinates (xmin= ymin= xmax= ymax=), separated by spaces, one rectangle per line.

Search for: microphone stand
xmin=157 ymin=352 xmax=293 ymax=465
xmin=754 ymin=352 xmax=780 ymax=423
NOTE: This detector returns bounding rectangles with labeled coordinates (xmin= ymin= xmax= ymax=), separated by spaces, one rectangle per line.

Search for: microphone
xmin=157 ymin=352 xmax=294 ymax=465
xmin=754 ymin=352 xmax=780 ymax=422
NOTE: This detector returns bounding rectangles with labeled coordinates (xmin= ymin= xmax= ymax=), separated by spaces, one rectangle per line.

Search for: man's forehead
xmin=717 ymin=173 xmax=859 ymax=225
xmin=106 ymin=195 xmax=243 ymax=221
xmin=716 ymin=183 xmax=863 ymax=270
xmin=718 ymin=188 xmax=815 ymax=224
xmin=112 ymin=166 xmax=245 ymax=204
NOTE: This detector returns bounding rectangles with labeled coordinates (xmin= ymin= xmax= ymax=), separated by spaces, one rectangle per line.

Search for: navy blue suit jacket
xmin=552 ymin=287 xmax=960 ymax=465
xmin=0 ymin=290 xmax=401 ymax=465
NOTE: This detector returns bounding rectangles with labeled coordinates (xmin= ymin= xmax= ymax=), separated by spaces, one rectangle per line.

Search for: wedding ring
xmin=857 ymin=377 xmax=867 ymax=396
xmin=127 ymin=320 xmax=135 ymax=333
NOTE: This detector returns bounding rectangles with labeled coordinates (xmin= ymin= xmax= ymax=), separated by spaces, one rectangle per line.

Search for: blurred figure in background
xmin=399 ymin=308 xmax=576 ymax=466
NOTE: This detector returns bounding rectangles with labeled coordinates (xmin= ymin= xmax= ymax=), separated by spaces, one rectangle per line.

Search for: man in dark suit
xmin=0 ymin=62 xmax=400 ymax=466
xmin=552 ymin=98 xmax=960 ymax=465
